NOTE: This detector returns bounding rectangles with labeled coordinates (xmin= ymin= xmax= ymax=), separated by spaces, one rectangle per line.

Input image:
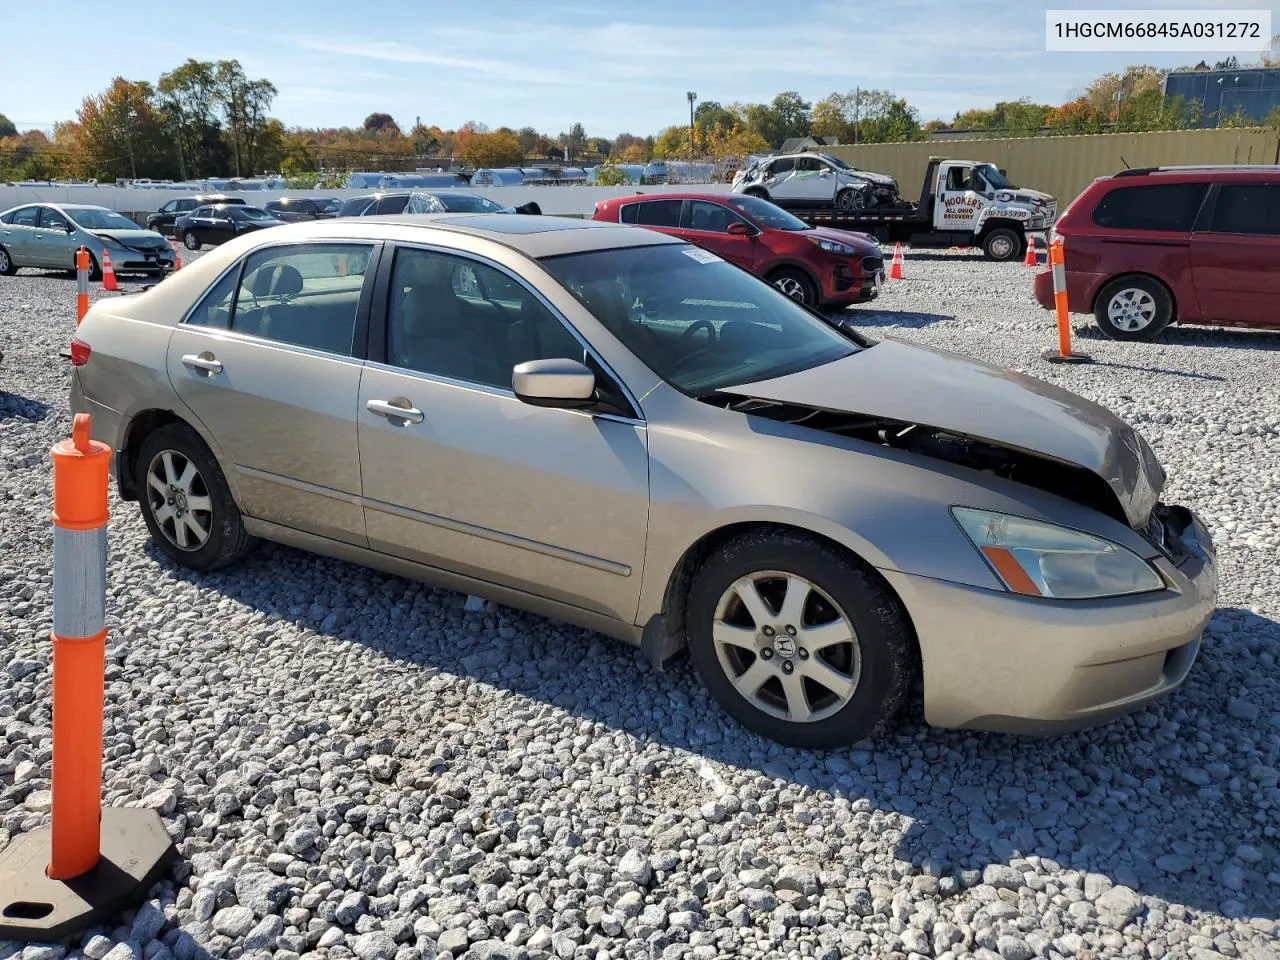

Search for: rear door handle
xmin=181 ymin=353 xmax=223 ymax=374
xmin=367 ymin=398 xmax=424 ymax=423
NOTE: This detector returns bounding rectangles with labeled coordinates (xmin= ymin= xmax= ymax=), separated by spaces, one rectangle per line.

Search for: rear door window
xmin=1207 ymin=183 xmax=1280 ymax=236
xmin=1090 ymin=183 xmax=1208 ymax=232
xmin=10 ymin=206 xmax=39 ymax=227
xmin=629 ymin=199 xmax=682 ymax=228
xmin=229 ymin=243 xmax=375 ymax=355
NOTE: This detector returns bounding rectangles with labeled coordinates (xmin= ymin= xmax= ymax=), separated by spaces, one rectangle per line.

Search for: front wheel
xmin=685 ymin=530 xmax=916 ymax=748
xmin=981 ymin=227 xmax=1023 ymax=262
xmin=744 ymin=187 xmax=770 ymax=201
xmin=1094 ymin=276 xmax=1173 ymax=342
xmin=836 ymin=188 xmax=864 ymax=212
xmin=137 ymin=423 xmax=255 ymax=571
xmin=0 ymin=246 xmax=16 ymax=276
xmin=182 ymin=231 xmax=201 ymax=251
xmin=769 ymin=267 xmax=817 ymax=307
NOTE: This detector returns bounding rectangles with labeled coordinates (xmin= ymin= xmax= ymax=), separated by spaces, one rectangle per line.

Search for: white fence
xmin=0 ymin=184 xmax=733 ymax=219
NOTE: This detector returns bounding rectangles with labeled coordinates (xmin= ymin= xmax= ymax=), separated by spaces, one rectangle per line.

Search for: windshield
xmin=404 ymin=192 xmax=449 ymax=214
xmin=67 ymin=209 xmax=140 ymax=231
xmin=540 ymin=243 xmax=856 ymax=395
xmin=977 ymin=163 xmax=1013 ymax=189
xmin=235 ymin=206 xmax=277 ymax=221
xmin=723 ymin=195 xmax=810 ymax=231
xmin=820 ymin=154 xmax=852 ymax=171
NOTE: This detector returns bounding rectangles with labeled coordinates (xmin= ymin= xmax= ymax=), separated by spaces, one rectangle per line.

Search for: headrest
xmin=249 ymin=263 xmax=304 ymax=298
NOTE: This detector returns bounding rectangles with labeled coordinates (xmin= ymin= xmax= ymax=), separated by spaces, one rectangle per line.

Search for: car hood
xmin=89 ymin=229 xmax=169 ymax=248
xmin=807 ymin=226 xmax=882 ymax=252
xmin=719 ymin=339 xmax=1163 ymax=527
xmin=838 ymin=169 xmax=897 ymax=187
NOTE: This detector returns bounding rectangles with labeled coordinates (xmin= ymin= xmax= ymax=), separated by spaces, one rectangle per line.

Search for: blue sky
xmin=3 ymin=0 xmax=1277 ymax=137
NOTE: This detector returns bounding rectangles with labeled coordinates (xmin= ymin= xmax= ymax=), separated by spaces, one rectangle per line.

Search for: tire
xmin=136 ymin=423 xmax=255 ymax=571
xmin=744 ymin=187 xmax=770 ymax=201
xmin=183 ymin=231 xmax=201 ymax=251
xmin=1094 ymin=275 xmax=1173 ymax=342
xmin=981 ymin=227 xmax=1023 ymax=262
xmin=86 ymin=252 xmax=102 ymax=282
xmin=769 ymin=267 xmax=817 ymax=307
xmin=685 ymin=529 xmax=916 ymax=749
xmin=836 ymin=188 xmax=864 ymax=212
xmin=0 ymin=246 xmax=16 ymax=276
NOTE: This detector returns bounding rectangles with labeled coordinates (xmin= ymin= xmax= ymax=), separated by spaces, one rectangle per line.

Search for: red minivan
xmin=593 ymin=192 xmax=884 ymax=309
xmin=1035 ymin=166 xmax=1280 ymax=341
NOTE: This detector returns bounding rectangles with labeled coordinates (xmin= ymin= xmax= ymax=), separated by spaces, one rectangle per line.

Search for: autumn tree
xmin=70 ymin=77 xmax=174 ymax=180
xmin=455 ymin=129 xmax=524 ymax=168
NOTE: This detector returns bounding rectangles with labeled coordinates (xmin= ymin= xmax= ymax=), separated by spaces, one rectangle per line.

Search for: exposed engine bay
xmin=710 ymin=395 xmax=1132 ymax=526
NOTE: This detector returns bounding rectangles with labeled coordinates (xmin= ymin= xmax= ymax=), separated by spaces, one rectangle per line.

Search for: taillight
xmin=69 ymin=338 xmax=91 ymax=366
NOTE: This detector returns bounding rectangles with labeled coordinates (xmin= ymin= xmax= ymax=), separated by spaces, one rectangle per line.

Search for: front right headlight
xmin=952 ymin=508 xmax=1165 ymax=599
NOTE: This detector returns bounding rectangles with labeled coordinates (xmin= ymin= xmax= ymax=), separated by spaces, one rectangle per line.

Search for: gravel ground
xmin=1 ymin=250 xmax=1278 ymax=960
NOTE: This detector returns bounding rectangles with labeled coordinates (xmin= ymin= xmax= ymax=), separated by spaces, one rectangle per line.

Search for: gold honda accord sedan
xmin=69 ymin=214 xmax=1217 ymax=747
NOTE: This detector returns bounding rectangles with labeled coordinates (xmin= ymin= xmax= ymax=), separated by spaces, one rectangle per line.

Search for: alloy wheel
xmin=1107 ymin=288 xmax=1157 ymax=332
xmin=146 ymin=449 xmax=213 ymax=551
xmin=712 ymin=571 xmax=861 ymax=723
xmin=774 ymin=277 xmax=806 ymax=301
xmin=0 ymin=249 xmax=9 ymax=272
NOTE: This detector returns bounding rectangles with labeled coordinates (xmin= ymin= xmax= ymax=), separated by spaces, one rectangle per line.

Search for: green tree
xmin=694 ymin=101 xmax=739 ymax=136
xmin=771 ymin=91 xmax=811 ymax=142
xmin=0 ymin=114 xmax=16 ymax=138
xmin=362 ymin=112 xmax=400 ymax=135
xmin=213 ymin=60 xmax=277 ymax=175
xmin=71 ymin=77 xmax=174 ymax=180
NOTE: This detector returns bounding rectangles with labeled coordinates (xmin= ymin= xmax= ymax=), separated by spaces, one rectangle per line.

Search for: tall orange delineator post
xmin=75 ymin=247 xmax=89 ymax=325
xmin=1041 ymin=238 xmax=1091 ymax=365
xmin=0 ymin=415 xmax=177 ymax=942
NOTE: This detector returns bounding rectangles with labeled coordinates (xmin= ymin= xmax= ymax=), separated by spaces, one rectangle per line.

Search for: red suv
xmin=592 ymin=193 xmax=884 ymax=309
xmin=1035 ymin=165 xmax=1280 ymax=341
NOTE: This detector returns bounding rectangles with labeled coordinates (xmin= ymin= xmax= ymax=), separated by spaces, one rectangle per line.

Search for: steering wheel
xmin=679 ymin=319 xmax=717 ymax=348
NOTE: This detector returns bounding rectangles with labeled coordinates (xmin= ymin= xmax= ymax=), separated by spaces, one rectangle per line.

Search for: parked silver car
xmin=0 ymin=203 xmax=175 ymax=278
xmin=68 ymin=215 xmax=1216 ymax=747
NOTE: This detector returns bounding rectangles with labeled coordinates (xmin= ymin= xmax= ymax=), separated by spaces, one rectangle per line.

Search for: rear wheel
xmin=183 ymin=231 xmax=201 ymax=251
xmin=981 ymin=227 xmax=1023 ymax=262
xmin=0 ymin=246 xmax=15 ymax=276
xmin=769 ymin=267 xmax=817 ymax=307
xmin=1094 ymin=276 xmax=1173 ymax=342
xmin=685 ymin=530 xmax=916 ymax=748
xmin=137 ymin=423 xmax=255 ymax=571
xmin=745 ymin=187 xmax=770 ymax=201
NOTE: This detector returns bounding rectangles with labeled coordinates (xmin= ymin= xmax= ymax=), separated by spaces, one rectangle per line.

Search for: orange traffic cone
xmin=1024 ymin=235 xmax=1039 ymax=266
xmin=171 ymin=239 xmax=182 ymax=271
xmin=100 ymin=249 xmax=118 ymax=292
xmin=888 ymin=242 xmax=905 ymax=280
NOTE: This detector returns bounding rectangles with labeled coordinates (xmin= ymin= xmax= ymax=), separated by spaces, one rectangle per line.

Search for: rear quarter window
xmin=1090 ymin=182 xmax=1208 ymax=232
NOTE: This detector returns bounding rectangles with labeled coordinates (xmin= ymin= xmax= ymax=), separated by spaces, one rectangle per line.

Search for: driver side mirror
xmin=726 ymin=222 xmax=753 ymax=237
xmin=512 ymin=358 xmax=597 ymax=409
xmin=64 ymin=223 xmax=76 ymax=233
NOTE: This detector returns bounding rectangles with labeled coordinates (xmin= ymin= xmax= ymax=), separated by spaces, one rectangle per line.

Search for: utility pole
xmin=687 ymin=91 xmax=697 ymax=158
xmin=854 ymin=87 xmax=860 ymax=145
xmin=124 ymin=107 xmax=137 ymax=180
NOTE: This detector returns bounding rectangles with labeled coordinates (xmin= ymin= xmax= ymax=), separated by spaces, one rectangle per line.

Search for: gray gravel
xmin=1 ymin=251 xmax=1278 ymax=960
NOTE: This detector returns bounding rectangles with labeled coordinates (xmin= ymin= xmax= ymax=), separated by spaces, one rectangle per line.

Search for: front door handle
xmin=181 ymin=353 xmax=223 ymax=374
xmin=367 ymin=398 xmax=424 ymax=423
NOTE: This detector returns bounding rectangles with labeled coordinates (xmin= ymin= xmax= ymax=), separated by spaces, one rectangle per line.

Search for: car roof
xmin=233 ymin=213 xmax=682 ymax=258
xmin=1108 ymin=165 xmax=1280 ymax=182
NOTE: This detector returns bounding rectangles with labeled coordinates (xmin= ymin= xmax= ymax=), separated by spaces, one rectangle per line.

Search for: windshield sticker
xmin=682 ymin=247 xmax=721 ymax=264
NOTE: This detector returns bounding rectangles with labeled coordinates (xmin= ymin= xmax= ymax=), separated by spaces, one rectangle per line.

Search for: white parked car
xmin=732 ymin=153 xmax=901 ymax=211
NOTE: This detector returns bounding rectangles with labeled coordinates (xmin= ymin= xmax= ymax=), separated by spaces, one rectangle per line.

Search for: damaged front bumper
xmin=883 ymin=502 xmax=1217 ymax=733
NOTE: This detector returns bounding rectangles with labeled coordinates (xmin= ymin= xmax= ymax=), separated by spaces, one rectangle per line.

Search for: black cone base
xmin=1042 ymin=348 xmax=1093 ymax=364
xmin=0 ymin=807 xmax=177 ymax=943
